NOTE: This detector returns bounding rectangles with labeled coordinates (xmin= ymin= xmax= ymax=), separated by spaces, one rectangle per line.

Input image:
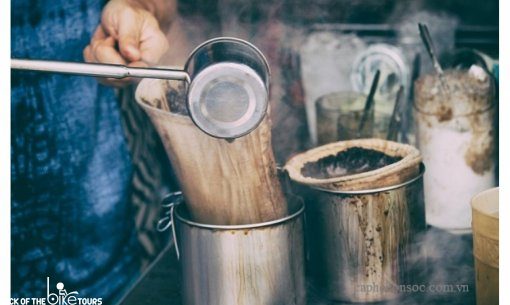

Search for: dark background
xmin=179 ymin=0 xmax=498 ymax=26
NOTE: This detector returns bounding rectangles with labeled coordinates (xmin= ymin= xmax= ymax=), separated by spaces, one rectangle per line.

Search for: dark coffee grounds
xmin=301 ymin=147 xmax=402 ymax=179
xmin=165 ymin=83 xmax=189 ymax=115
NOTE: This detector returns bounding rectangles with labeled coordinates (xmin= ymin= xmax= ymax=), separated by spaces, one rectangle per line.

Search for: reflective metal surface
xmin=185 ymin=37 xmax=270 ymax=139
xmin=309 ymin=163 xmax=425 ymax=194
xmin=175 ymin=198 xmax=306 ymax=305
xmin=300 ymin=165 xmax=426 ymax=302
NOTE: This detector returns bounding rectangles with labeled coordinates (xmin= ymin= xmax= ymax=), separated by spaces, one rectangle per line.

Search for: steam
xmin=389 ymin=227 xmax=476 ymax=304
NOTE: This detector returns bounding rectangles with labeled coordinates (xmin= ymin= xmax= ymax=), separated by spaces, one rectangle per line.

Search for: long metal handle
xmin=11 ymin=59 xmax=190 ymax=82
xmin=418 ymin=23 xmax=444 ymax=76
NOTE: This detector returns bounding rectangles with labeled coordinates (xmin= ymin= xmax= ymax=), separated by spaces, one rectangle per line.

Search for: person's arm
xmin=84 ymin=0 xmax=177 ymax=87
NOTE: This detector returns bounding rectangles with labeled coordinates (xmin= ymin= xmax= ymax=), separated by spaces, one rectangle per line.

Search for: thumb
xmin=117 ymin=15 xmax=142 ymax=62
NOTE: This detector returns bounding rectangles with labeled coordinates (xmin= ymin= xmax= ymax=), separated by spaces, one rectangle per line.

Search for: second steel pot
xmin=301 ymin=165 xmax=425 ymax=302
xmin=284 ymin=139 xmax=425 ymax=303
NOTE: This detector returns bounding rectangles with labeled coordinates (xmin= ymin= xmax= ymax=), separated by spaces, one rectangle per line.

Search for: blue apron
xmin=11 ymin=0 xmax=140 ymax=302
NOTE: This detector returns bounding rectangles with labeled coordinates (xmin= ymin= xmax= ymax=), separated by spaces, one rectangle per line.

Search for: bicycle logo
xmin=46 ymin=277 xmax=79 ymax=305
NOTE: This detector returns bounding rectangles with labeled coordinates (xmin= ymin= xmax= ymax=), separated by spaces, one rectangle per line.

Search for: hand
xmin=84 ymin=0 xmax=170 ymax=87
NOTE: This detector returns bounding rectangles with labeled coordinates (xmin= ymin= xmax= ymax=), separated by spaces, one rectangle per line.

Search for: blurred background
xmin=162 ymin=0 xmax=499 ymax=163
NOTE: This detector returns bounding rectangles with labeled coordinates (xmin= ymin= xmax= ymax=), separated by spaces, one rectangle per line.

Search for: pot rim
xmin=284 ymin=139 xmax=422 ymax=188
xmin=471 ymin=187 xmax=499 ymax=220
xmin=304 ymin=162 xmax=425 ymax=194
xmin=175 ymin=198 xmax=304 ymax=230
xmin=184 ymin=36 xmax=271 ymax=79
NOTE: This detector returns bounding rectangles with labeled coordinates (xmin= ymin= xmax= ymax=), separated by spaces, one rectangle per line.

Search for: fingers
xmin=91 ymin=37 xmax=127 ymax=65
xmin=114 ymin=7 xmax=168 ymax=66
xmin=91 ymin=25 xmax=106 ymax=42
xmin=117 ymin=10 xmax=143 ymax=62
xmin=116 ymin=9 xmax=169 ymax=65
xmin=100 ymin=2 xmax=169 ymax=65
xmin=84 ymin=2 xmax=170 ymax=87
xmin=97 ymin=77 xmax=130 ymax=88
xmin=95 ymin=37 xmax=127 ymax=64
xmin=138 ymin=25 xmax=169 ymax=65
xmin=85 ymin=27 xmax=125 ymax=64
xmin=84 ymin=27 xmax=132 ymax=87
xmin=127 ymin=61 xmax=149 ymax=68
xmin=83 ymin=27 xmax=104 ymax=63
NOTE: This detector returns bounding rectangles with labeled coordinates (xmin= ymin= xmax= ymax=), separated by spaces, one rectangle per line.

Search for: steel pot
xmin=158 ymin=193 xmax=306 ymax=305
xmin=300 ymin=164 xmax=426 ymax=302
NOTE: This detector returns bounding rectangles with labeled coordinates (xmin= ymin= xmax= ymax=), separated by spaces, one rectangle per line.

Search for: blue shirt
xmin=11 ymin=0 xmax=140 ymax=302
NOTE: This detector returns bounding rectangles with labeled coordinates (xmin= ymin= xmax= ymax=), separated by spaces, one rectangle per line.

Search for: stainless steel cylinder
xmin=175 ymin=197 xmax=306 ymax=305
xmin=302 ymin=164 xmax=426 ymax=302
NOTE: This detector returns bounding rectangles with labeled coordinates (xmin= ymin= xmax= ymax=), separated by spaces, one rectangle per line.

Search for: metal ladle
xmin=11 ymin=37 xmax=270 ymax=139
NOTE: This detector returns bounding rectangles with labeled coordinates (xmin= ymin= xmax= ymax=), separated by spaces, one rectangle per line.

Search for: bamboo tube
xmin=135 ymin=78 xmax=287 ymax=225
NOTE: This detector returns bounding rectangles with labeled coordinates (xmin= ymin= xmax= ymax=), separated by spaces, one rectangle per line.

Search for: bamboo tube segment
xmin=135 ymin=78 xmax=287 ymax=225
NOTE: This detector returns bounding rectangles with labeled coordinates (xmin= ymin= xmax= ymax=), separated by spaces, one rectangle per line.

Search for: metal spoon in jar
xmin=418 ymin=23 xmax=451 ymax=95
xmin=357 ymin=69 xmax=380 ymax=138
xmin=386 ymin=85 xmax=404 ymax=141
